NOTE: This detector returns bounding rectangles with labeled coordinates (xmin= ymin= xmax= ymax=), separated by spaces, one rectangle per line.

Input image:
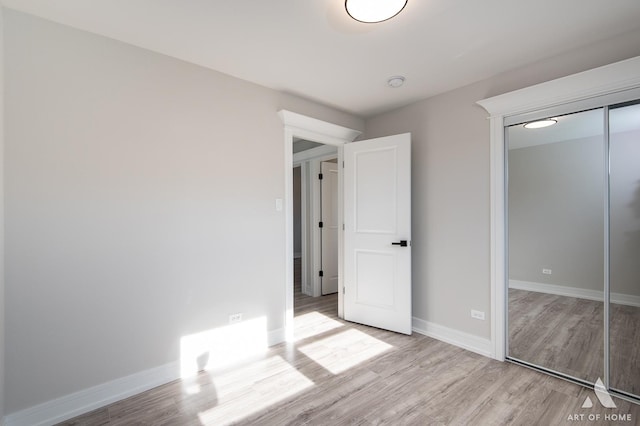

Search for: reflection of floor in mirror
xmin=610 ymin=302 xmax=640 ymax=396
xmin=509 ymin=288 xmax=640 ymax=397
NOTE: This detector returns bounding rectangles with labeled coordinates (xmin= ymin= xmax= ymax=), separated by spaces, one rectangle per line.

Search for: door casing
xmin=279 ymin=110 xmax=361 ymax=342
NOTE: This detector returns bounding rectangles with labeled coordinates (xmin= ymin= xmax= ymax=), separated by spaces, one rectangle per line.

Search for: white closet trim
xmin=477 ymin=55 xmax=640 ymax=361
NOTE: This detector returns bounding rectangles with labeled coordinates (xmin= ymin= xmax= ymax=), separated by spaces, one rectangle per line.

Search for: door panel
xmin=355 ymin=250 xmax=395 ymax=307
xmin=321 ymin=161 xmax=339 ymax=295
xmin=344 ymin=133 xmax=411 ymax=335
xmin=354 ymin=147 xmax=397 ymax=233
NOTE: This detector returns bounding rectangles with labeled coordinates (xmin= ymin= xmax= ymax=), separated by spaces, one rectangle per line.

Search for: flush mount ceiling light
xmin=523 ymin=119 xmax=557 ymax=129
xmin=387 ymin=76 xmax=405 ymax=88
xmin=345 ymin=0 xmax=408 ymax=23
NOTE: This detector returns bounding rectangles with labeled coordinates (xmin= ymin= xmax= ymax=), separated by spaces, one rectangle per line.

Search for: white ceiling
xmin=5 ymin=0 xmax=640 ymax=117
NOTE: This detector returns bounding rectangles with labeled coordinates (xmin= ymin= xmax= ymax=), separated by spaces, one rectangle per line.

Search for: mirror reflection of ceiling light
xmin=523 ymin=119 xmax=557 ymax=129
xmin=345 ymin=0 xmax=408 ymax=23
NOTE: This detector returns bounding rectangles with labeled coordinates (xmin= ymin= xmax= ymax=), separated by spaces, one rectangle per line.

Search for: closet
xmin=506 ymin=99 xmax=640 ymax=401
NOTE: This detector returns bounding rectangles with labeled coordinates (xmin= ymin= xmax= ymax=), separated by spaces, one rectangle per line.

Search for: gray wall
xmin=508 ymin=137 xmax=605 ymax=291
xmin=363 ymin=28 xmax=640 ymax=339
xmin=4 ymin=10 xmax=363 ymax=414
xmin=508 ymin=128 xmax=640 ymax=297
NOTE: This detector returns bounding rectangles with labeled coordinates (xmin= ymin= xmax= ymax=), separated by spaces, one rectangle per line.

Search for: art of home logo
xmin=566 ymin=378 xmax=633 ymax=422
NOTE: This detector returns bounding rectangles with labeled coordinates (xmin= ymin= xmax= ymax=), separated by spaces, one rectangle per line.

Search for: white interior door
xmin=344 ymin=133 xmax=411 ymax=334
xmin=321 ymin=161 xmax=339 ymax=295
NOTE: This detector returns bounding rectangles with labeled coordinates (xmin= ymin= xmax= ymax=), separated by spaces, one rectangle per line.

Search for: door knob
xmin=391 ymin=240 xmax=408 ymax=247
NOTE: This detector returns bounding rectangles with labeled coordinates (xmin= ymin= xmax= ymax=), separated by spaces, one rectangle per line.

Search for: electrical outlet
xmin=229 ymin=313 xmax=243 ymax=324
xmin=542 ymin=268 xmax=552 ymax=275
xmin=471 ymin=310 xmax=485 ymax=320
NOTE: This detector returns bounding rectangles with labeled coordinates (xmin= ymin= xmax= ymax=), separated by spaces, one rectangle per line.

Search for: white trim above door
xmin=477 ymin=55 xmax=640 ymax=361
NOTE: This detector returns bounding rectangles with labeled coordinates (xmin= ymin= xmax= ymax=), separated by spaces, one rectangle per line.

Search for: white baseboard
xmin=6 ymin=328 xmax=287 ymax=426
xmin=5 ymin=361 xmax=181 ymax=426
xmin=267 ymin=327 xmax=285 ymax=346
xmin=509 ymin=280 xmax=640 ymax=307
xmin=412 ymin=317 xmax=493 ymax=358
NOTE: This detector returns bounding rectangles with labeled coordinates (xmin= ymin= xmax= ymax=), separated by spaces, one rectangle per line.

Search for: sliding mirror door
xmin=609 ymin=101 xmax=640 ymax=398
xmin=506 ymin=108 xmax=606 ymax=383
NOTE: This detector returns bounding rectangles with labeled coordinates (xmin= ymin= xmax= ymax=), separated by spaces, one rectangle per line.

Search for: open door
xmin=344 ymin=133 xmax=411 ymax=335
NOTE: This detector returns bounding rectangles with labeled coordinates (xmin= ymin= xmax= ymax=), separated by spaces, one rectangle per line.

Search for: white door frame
xmin=477 ymin=55 xmax=640 ymax=361
xmin=279 ymin=110 xmax=361 ymax=341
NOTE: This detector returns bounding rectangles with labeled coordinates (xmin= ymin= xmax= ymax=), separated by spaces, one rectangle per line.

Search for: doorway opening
xmin=279 ymin=110 xmax=361 ymax=342
xmin=292 ymin=140 xmax=340 ymax=326
xmin=280 ymin=110 xmax=413 ymax=340
xmin=292 ymin=145 xmax=339 ymax=324
xmin=293 ymin=140 xmax=339 ymax=297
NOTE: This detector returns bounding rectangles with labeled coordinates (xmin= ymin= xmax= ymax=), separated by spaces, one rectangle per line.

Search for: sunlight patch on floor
xmin=298 ymin=328 xmax=393 ymax=374
xmin=294 ymin=311 xmax=344 ymax=341
xmin=184 ymin=383 xmax=202 ymax=395
xmin=197 ymin=355 xmax=314 ymax=425
xmin=180 ymin=317 xmax=269 ymax=378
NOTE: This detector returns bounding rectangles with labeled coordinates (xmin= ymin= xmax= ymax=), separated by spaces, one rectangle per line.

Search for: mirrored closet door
xmin=506 ymin=99 xmax=640 ymax=401
xmin=609 ymin=102 xmax=640 ymax=398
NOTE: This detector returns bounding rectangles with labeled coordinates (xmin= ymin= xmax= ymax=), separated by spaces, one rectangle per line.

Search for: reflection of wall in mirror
xmin=508 ymin=135 xmax=605 ymax=293
xmin=509 ymin=130 xmax=640 ymax=300
xmin=610 ymin=129 xmax=640 ymax=298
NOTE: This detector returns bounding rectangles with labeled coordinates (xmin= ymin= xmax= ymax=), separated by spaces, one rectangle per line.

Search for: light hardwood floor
xmin=509 ymin=288 xmax=640 ymax=397
xmin=59 ymin=264 xmax=640 ymax=425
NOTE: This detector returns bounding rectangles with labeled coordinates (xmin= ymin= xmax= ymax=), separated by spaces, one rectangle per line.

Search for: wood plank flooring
xmin=59 ymin=263 xmax=640 ymax=425
xmin=509 ymin=288 xmax=640 ymax=396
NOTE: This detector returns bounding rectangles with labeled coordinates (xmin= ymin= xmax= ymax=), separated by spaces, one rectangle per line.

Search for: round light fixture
xmin=345 ymin=0 xmax=408 ymax=23
xmin=387 ymin=76 xmax=406 ymax=88
xmin=523 ymin=119 xmax=557 ymax=129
